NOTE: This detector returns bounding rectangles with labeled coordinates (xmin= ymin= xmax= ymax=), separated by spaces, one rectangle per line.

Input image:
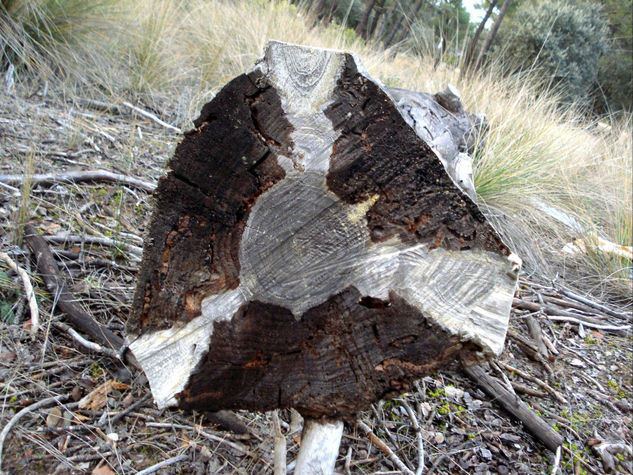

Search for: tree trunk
xmin=367 ymin=0 xmax=385 ymax=38
xmin=384 ymin=2 xmax=406 ymax=46
xmin=356 ymin=0 xmax=377 ymax=38
xmin=474 ymin=0 xmax=510 ymax=71
xmin=462 ymin=0 xmax=498 ymax=73
xmin=374 ymin=0 xmax=397 ymax=42
xmin=128 ymin=41 xmax=519 ymax=422
xmin=308 ymin=0 xmax=327 ymax=24
xmin=324 ymin=0 xmax=340 ymax=24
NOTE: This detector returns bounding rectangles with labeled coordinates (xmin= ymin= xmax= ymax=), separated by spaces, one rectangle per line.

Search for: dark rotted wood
xmin=128 ymin=70 xmax=290 ymax=334
xmin=325 ymin=56 xmax=507 ymax=254
xmin=178 ymin=287 xmax=479 ymax=419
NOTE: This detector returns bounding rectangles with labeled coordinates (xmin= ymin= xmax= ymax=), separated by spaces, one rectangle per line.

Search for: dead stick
xmin=0 ymin=170 xmax=156 ymax=193
xmin=513 ymin=299 xmax=631 ymax=331
xmin=0 ymin=251 xmax=39 ymax=338
xmin=499 ymin=361 xmax=567 ymax=404
xmin=24 ymin=224 xmax=136 ymax=367
xmin=357 ymin=420 xmax=414 ymax=475
xmin=526 ymin=315 xmax=549 ymax=358
xmin=462 ymin=363 xmax=563 ymax=451
xmin=557 ymin=287 xmax=632 ymax=322
xmin=511 ymin=382 xmax=547 ymax=398
xmin=401 ymin=400 xmax=424 ymax=475
xmin=122 ymin=101 xmax=181 ymax=133
xmin=271 ymin=410 xmax=286 ymax=475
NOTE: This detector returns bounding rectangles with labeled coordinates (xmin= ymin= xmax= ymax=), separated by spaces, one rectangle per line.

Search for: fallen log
xmin=126 ymin=41 xmax=520 ymax=472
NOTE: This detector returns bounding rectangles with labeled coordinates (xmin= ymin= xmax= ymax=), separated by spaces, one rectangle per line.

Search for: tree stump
xmin=127 ymin=41 xmax=520 ymax=421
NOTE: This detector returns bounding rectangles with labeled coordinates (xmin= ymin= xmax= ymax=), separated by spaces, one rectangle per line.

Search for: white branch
xmin=271 ymin=410 xmax=286 ymax=475
xmin=0 ymin=252 xmax=39 ymax=338
xmin=53 ymin=321 xmax=121 ymax=359
xmin=122 ymin=102 xmax=181 ymax=134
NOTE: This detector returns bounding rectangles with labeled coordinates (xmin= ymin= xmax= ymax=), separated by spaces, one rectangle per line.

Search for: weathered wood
xmin=127 ymin=41 xmax=520 ymax=419
xmin=294 ymin=419 xmax=343 ymax=474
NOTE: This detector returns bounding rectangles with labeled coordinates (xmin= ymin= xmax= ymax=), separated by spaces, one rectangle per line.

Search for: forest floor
xmin=0 ymin=89 xmax=632 ymax=474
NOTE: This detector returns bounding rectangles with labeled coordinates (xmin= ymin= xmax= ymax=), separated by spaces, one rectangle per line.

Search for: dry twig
xmin=357 ymin=420 xmax=414 ymax=475
xmin=0 ymin=395 xmax=69 ymax=470
xmin=0 ymin=169 xmax=156 ymax=193
xmin=0 ymin=251 xmax=39 ymax=337
xmin=401 ymin=400 xmax=425 ymax=475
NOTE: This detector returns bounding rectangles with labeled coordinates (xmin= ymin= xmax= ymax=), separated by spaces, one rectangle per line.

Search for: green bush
xmin=497 ymin=0 xmax=610 ymax=108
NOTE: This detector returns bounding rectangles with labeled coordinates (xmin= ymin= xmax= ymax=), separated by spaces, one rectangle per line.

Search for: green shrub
xmin=497 ymin=0 xmax=610 ymax=108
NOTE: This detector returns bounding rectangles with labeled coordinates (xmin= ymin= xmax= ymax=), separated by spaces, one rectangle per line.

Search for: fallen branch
xmin=462 ymin=363 xmax=563 ymax=451
xmin=0 ymin=251 xmax=39 ymax=337
xmin=511 ymin=382 xmax=548 ymax=398
xmin=0 ymin=394 xmax=69 ymax=470
xmin=526 ymin=315 xmax=548 ymax=358
xmin=122 ymin=101 xmax=181 ymax=134
xmin=24 ymin=224 xmax=136 ymax=367
xmin=513 ymin=298 xmax=631 ymax=332
xmin=45 ymin=233 xmax=143 ymax=260
xmin=53 ymin=321 xmax=120 ymax=359
xmin=144 ymin=422 xmax=253 ymax=456
xmin=357 ymin=420 xmax=414 ymax=475
xmin=557 ymin=287 xmax=632 ymax=322
xmin=545 ymin=315 xmax=630 ymax=332
xmin=0 ymin=169 xmax=156 ymax=193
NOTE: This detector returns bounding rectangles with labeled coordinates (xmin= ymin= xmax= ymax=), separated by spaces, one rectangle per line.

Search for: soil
xmin=0 ymin=88 xmax=631 ymax=474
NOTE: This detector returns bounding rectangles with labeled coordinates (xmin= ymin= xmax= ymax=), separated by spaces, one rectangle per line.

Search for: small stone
xmin=70 ymin=386 xmax=83 ymax=402
xmin=122 ymin=393 xmax=135 ymax=408
xmin=46 ymin=407 xmax=63 ymax=428
xmin=479 ymin=447 xmax=493 ymax=460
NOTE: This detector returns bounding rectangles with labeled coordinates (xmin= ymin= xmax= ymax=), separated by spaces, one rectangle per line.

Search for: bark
xmin=474 ymin=0 xmax=511 ymax=71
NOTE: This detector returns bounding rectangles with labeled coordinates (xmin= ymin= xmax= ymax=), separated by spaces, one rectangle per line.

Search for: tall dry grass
xmin=2 ymin=0 xmax=631 ymax=302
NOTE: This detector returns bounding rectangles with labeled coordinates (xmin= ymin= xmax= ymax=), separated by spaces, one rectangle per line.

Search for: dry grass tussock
xmin=1 ymin=0 xmax=631 ymax=302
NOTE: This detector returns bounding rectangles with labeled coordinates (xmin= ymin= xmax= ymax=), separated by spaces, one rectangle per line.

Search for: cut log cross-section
xmin=127 ymin=41 xmax=520 ymax=470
